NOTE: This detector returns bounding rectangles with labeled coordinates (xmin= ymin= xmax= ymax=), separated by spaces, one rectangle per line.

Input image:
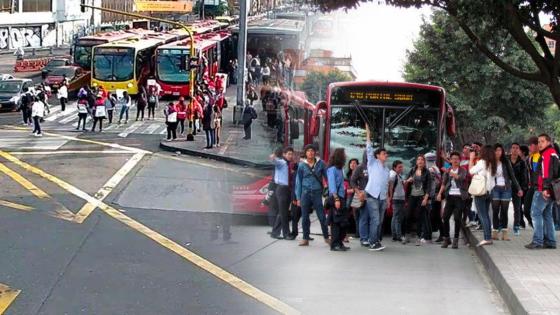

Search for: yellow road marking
xmin=74 ymin=153 xmax=145 ymax=224
xmin=8 ymin=150 xmax=134 ymax=155
xmin=0 ymin=283 xmax=21 ymax=314
xmin=0 ymin=199 xmax=33 ymax=211
xmin=0 ymin=163 xmax=49 ymax=199
xmin=153 ymin=153 xmax=263 ymax=178
xmin=0 ymin=150 xmax=300 ymax=315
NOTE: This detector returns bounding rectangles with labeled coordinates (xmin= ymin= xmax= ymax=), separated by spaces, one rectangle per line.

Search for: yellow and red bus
xmin=155 ymin=31 xmax=232 ymax=97
xmin=91 ymin=31 xmax=188 ymax=95
xmin=73 ymin=29 xmax=153 ymax=71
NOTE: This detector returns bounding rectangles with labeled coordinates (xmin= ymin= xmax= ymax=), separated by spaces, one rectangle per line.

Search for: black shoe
xmin=285 ymin=235 xmax=296 ymax=240
xmin=330 ymin=246 xmax=347 ymax=252
xmin=270 ymin=234 xmax=284 ymax=240
xmin=368 ymin=242 xmax=385 ymax=251
xmin=435 ymin=236 xmax=444 ymax=243
xmin=341 ymin=245 xmax=351 ymax=250
xmin=525 ymin=243 xmax=543 ymax=250
xmin=544 ymin=243 xmax=557 ymax=249
xmin=309 ymin=237 xmax=315 ymax=241
xmin=392 ymin=237 xmax=398 ymax=242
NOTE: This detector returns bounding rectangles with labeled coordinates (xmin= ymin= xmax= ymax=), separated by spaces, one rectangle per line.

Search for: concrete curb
xmin=159 ymin=141 xmax=273 ymax=170
xmin=464 ymin=228 xmax=527 ymax=315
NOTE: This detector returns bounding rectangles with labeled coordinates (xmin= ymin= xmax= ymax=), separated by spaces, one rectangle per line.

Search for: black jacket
xmin=509 ymin=156 xmax=528 ymax=191
xmin=497 ymin=159 xmax=521 ymax=193
xmin=350 ymin=163 xmax=368 ymax=191
xmin=441 ymin=167 xmax=469 ymax=200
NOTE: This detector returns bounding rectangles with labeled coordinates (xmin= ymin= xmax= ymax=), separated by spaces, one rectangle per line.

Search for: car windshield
xmin=156 ymin=51 xmax=190 ymax=83
xmin=329 ymin=106 xmax=438 ymax=173
xmin=0 ymin=81 xmax=22 ymax=93
xmin=48 ymin=68 xmax=75 ymax=77
xmin=93 ymin=47 xmax=134 ymax=81
xmin=74 ymin=45 xmax=92 ymax=69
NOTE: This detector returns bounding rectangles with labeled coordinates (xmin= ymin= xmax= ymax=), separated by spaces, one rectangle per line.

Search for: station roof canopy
xmin=232 ymin=18 xmax=304 ymax=35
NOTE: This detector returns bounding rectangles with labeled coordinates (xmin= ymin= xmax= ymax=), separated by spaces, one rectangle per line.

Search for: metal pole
xmin=236 ymin=0 xmax=248 ymax=109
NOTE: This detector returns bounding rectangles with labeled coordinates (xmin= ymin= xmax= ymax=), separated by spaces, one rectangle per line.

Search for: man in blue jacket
xmin=295 ymin=144 xmax=329 ymax=246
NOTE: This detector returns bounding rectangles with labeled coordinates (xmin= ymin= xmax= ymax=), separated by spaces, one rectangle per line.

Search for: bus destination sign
xmin=348 ymin=91 xmax=414 ymax=102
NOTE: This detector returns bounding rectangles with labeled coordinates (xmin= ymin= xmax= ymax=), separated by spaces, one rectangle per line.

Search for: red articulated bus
xmin=155 ymin=31 xmax=232 ymax=97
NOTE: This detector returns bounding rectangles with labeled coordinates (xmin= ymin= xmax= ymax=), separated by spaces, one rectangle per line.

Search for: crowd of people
xmin=266 ymin=125 xmax=559 ymax=252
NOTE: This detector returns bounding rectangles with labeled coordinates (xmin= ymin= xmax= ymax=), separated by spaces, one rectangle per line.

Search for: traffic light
xmin=81 ymin=0 xmax=86 ymax=13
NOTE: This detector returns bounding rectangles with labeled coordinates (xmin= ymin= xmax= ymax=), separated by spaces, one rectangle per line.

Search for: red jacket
xmin=175 ymin=102 xmax=187 ymax=120
xmin=537 ymin=145 xmax=560 ymax=193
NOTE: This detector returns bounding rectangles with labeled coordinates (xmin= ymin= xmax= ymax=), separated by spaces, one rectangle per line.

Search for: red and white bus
xmin=155 ymin=31 xmax=232 ymax=97
xmin=232 ymin=81 xmax=456 ymax=215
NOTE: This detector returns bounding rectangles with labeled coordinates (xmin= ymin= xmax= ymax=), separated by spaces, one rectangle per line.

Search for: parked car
xmin=41 ymin=58 xmax=71 ymax=79
xmin=0 ymin=79 xmax=33 ymax=112
xmin=1 ymin=74 xmax=14 ymax=80
xmin=44 ymin=66 xmax=88 ymax=93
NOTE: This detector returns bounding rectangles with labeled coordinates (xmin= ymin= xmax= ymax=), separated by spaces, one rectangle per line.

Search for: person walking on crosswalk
xmin=92 ymin=92 xmax=106 ymax=132
xmin=136 ymin=86 xmax=147 ymax=121
xmin=31 ymin=96 xmax=44 ymax=137
xmin=57 ymin=81 xmax=68 ymax=112
xmin=164 ymin=102 xmax=178 ymax=141
xmin=76 ymin=96 xmax=88 ymax=131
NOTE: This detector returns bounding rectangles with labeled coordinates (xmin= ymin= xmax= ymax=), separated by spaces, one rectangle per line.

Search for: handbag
xmin=95 ymin=105 xmax=106 ymax=118
xmin=468 ymin=174 xmax=487 ymax=196
xmin=167 ymin=112 xmax=177 ymax=123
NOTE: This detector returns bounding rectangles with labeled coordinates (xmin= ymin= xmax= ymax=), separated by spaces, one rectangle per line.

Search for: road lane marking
xmin=142 ymin=123 xmax=160 ymax=134
xmin=0 ymin=151 xmax=300 ymax=315
xmin=118 ymin=121 xmax=143 ymax=138
xmin=59 ymin=114 xmax=79 ymax=124
xmin=74 ymin=152 xmax=144 ymax=224
xmin=45 ymin=108 xmax=77 ymax=122
xmin=0 ymin=283 xmax=21 ymax=314
xmin=0 ymin=199 xmax=33 ymax=211
xmin=0 ymin=163 xmax=49 ymax=199
xmin=152 ymin=153 xmax=263 ymax=178
xmin=8 ymin=150 xmax=134 ymax=155
xmin=2 ymin=126 xmax=149 ymax=154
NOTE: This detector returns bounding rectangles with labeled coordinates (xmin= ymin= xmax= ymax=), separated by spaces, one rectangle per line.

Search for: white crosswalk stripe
xmin=0 ymin=130 xmax=68 ymax=151
xmin=39 ymin=101 xmax=169 ymax=136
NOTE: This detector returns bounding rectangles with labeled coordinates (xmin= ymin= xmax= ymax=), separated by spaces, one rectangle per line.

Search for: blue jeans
xmin=531 ymin=191 xmax=557 ymax=246
xmin=119 ymin=106 xmax=129 ymax=121
xmin=474 ymin=195 xmax=492 ymax=241
xmin=492 ymin=186 xmax=512 ymax=201
xmin=391 ymin=200 xmax=405 ymax=239
xmin=366 ymin=196 xmax=387 ymax=244
xmin=358 ymin=204 xmax=369 ymax=242
xmin=301 ymin=189 xmax=328 ymax=240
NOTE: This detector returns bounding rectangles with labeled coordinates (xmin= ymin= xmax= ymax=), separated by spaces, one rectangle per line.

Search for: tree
xmin=308 ymin=0 xmax=560 ymax=108
xmin=301 ymin=69 xmax=353 ymax=103
xmin=404 ymin=11 xmax=552 ymax=144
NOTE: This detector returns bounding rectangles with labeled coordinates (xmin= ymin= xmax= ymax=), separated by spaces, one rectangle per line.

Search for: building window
xmin=0 ymin=0 xmax=18 ymax=13
xmin=22 ymin=0 xmax=52 ymax=12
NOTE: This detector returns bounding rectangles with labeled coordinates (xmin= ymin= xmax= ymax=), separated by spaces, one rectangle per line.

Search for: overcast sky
xmin=325 ymin=3 xmax=434 ymax=81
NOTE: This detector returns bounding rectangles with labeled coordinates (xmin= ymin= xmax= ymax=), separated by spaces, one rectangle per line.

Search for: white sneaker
xmin=35 ymin=133 xmax=42 ymax=137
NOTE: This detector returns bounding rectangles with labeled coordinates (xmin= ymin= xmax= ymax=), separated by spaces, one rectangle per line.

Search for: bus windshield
xmin=74 ymin=45 xmax=92 ymax=69
xmin=93 ymin=47 xmax=134 ymax=81
xmin=329 ymin=85 xmax=442 ymax=171
xmin=156 ymin=50 xmax=190 ymax=83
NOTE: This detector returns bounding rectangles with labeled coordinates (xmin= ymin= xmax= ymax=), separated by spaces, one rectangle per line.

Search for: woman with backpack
xmin=147 ymin=85 xmax=158 ymax=120
xmin=326 ymin=148 xmax=349 ymax=251
xmin=91 ymin=92 xmax=106 ymax=132
xmin=76 ymin=96 xmax=89 ymax=131
xmin=136 ymin=86 xmax=147 ymax=121
xmin=106 ymin=93 xmax=116 ymax=124
xmin=469 ymin=145 xmax=498 ymax=247
xmin=118 ymin=91 xmax=131 ymax=124
xmin=163 ymin=102 xmax=178 ymax=141
xmin=492 ymin=143 xmax=523 ymax=241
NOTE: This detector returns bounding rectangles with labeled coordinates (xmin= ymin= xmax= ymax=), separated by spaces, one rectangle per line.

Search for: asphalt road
xmin=0 ymin=123 xmax=510 ymax=315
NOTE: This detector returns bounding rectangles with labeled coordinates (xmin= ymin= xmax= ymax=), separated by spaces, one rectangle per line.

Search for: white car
xmin=0 ymin=74 xmax=14 ymax=80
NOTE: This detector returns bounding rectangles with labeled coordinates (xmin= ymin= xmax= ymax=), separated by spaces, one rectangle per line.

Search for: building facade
xmin=0 ymin=0 xmax=101 ymax=50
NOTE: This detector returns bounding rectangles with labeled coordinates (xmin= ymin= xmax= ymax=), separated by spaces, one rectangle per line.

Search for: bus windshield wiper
xmin=387 ymin=105 xmax=416 ymax=129
xmin=352 ymin=101 xmax=374 ymax=131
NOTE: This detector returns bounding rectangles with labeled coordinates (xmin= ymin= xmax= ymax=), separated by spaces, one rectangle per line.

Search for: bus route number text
xmin=349 ymin=92 xmax=414 ymax=102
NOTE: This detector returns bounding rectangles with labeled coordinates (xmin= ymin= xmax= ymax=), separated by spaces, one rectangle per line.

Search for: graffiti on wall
xmin=0 ymin=26 xmax=42 ymax=50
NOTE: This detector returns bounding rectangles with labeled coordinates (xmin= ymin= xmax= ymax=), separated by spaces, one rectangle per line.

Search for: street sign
xmin=134 ymin=1 xmax=193 ymax=12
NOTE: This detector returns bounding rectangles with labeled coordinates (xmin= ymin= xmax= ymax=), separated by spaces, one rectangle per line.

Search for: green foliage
xmin=301 ymin=69 xmax=353 ymax=103
xmin=404 ymin=10 xmax=552 ymax=145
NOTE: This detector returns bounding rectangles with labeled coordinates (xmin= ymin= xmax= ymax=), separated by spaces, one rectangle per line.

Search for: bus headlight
xmin=127 ymin=83 xmax=133 ymax=88
xmin=92 ymin=82 xmax=98 ymax=87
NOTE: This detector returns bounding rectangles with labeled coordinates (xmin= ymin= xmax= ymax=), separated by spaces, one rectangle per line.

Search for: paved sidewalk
xmin=160 ymin=84 xmax=280 ymax=169
xmin=465 ymin=224 xmax=560 ymax=315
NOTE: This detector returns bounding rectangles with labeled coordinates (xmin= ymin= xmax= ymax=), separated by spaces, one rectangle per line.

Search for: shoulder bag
xmin=468 ymin=173 xmax=487 ymax=196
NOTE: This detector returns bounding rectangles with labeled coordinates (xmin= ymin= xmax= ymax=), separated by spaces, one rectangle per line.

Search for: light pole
xmin=236 ymin=0 xmax=249 ymax=112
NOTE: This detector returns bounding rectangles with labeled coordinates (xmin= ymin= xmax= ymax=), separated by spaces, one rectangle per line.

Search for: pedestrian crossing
xmin=0 ymin=130 xmax=69 ymax=151
xmin=40 ymin=102 xmax=171 ymax=137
